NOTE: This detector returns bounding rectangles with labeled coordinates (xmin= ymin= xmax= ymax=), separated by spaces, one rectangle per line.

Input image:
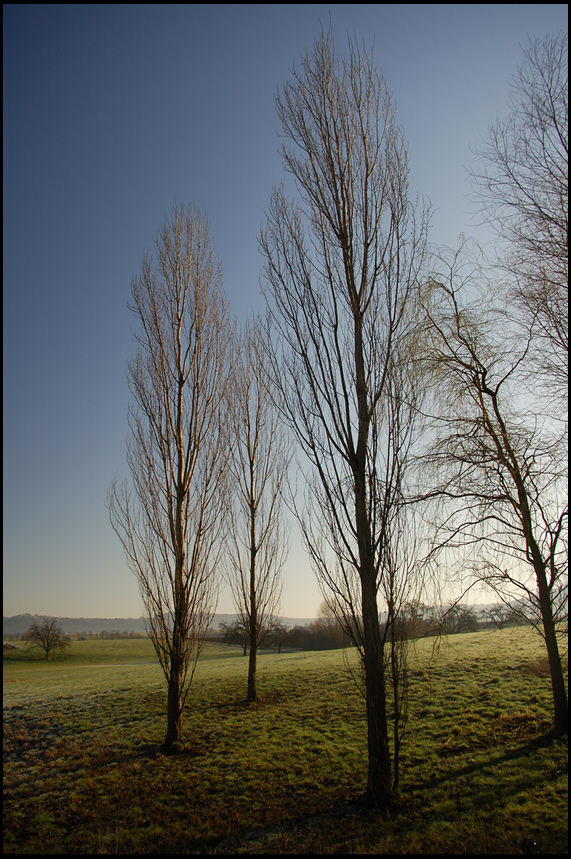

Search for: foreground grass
xmin=3 ymin=629 xmax=568 ymax=854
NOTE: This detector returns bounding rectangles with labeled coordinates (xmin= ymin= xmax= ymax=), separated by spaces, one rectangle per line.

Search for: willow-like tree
xmin=260 ymin=32 xmax=429 ymax=806
xmin=225 ymin=317 xmax=290 ymax=702
xmin=420 ymin=245 xmax=567 ymax=733
xmin=108 ymin=203 xmax=233 ymax=752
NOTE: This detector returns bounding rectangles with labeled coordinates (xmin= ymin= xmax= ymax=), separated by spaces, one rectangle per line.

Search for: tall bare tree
xmin=108 ymin=203 xmax=233 ymax=752
xmin=260 ymin=31 xmax=429 ymax=806
xmin=420 ymin=245 xmax=568 ymax=732
xmin=225 ymin=316 xmax=290 ymax=702
xmin=470 ymin=32 xmax=568 ymax=398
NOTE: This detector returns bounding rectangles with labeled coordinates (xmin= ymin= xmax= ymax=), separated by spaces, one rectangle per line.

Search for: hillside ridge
xmin=3 ymin=613 xmax=316 ymax=636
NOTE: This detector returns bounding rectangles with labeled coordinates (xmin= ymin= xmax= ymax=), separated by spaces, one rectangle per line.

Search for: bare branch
xmin=469 ymin=32 xmax=568 ymax=401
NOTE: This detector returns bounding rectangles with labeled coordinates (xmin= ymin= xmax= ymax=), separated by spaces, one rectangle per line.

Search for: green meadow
xmin=3 ymin=628 xmax=568 ymax=854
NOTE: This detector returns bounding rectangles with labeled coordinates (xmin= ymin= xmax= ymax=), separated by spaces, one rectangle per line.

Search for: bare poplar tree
xmin=420 ymin=245 xmax=568 ymax=732
xmin=108 ymin=203 xmax=233 ymax=752
xmin=225 ymin=316 xmax=291 ymax=702
xmin=470 ymin=32 xmax=568 ymax=398
xmin=260 ymin=31 xmax=429 ymax=806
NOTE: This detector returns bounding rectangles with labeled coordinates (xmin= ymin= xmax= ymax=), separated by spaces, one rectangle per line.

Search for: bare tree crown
xmin=108 ymin=203 xmax=233 ymax=749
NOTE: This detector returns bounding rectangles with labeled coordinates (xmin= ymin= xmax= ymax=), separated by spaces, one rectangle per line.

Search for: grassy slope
xmin=3 ymin=629 xmax=568 ymax=854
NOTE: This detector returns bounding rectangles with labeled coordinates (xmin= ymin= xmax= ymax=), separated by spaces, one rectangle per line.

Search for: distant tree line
xmin=212 ymin=601 xmax=535 ymax=654
xmin=2 ymin=601 xmax=538 ymax=652
xmin=214 ymin=615 xmax=352 ymax=653
xmin=73 ymin=630 xmax=149 ymax=640
xmin=3 ymin=629 xmax=149 ymax=641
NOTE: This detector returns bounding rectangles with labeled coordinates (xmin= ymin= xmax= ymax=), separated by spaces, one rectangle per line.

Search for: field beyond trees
xmin=3 ymin=628 xmax=568 ymax=854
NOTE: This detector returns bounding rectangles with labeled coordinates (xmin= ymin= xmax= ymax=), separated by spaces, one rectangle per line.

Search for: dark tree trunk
xmin=247 ymin=632 xmax=258 ymax=702
xmin=361 ymin=573 xmax=394 ymax=807
xmin=535 ymin=559 xmax=568 ymax=733
xmin=247 ymin=498 xmax=259 ymax=702
xmin=352 ymin=308 xmax=395 ymax=808
xmin=165 ymin=596 xmax=184 ymax=750
xmin=164 ymin=663 xmax=183 ymax=750
xmin=247 ymin=574 xmax=258 ymax=701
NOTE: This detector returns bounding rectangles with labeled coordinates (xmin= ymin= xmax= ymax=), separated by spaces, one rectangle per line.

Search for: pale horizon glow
xmin=3 ymin=4 xmax=567 ymax=619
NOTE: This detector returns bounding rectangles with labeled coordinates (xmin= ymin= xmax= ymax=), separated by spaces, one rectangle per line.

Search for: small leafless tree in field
xmin=470 ymin=32 xmax=568 ymax=400
xmin=420 ymin=246 xmax=568 ymax=733
xmin=484 ymin=602 xmax=526 ymax=630
xmin=225 ymin=316 xmax=291 ymax=702
xmin=108 ymin=203 xmax=233 ymax=752
xmin=260 ymin=31 xmax=430 ymax=806
xmin=23 ymin=617 xmax=71 ymax=660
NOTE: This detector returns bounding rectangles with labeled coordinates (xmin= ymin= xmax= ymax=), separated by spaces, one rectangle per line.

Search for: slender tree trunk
xmin=353 ymin=310 xmax=394 ymax=807
xmin=520 ymin=486 xmax=567 ymax=733
xmin=246 ymin=582 xmax=258 ymax=701
xmin=520 ymin=477 xmax=567 ymax=732
xmin=165 ymin=658 xmax=183 ymax=749
xmin=247 ymin=623 xmax=257 ymax=701
xmin=361 ymin=569 xmax=393 ymax=806
xmin=390 ymin=631 xmax=404 ymax=793
xmin=247 ymin=501 xmax=258 ymax=702
xmin=165 ymin=559 xmax=185 ymax=749
xmin=534 ymin=557 xmax=568 ymax=733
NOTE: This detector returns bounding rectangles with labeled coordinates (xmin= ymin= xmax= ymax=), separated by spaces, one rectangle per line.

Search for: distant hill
xmin=3 ymin=613 xmax=316 ymax=637
xmin=3 ymin=614 xmax=148 ymax=636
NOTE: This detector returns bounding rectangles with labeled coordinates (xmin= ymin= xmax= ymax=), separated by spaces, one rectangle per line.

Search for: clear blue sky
xmin=3 ymin=4 xmax=567 ymax=619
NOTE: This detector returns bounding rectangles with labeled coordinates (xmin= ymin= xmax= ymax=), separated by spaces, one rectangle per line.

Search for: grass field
xmin=3 ymin=628 xmax=568 ymax=854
